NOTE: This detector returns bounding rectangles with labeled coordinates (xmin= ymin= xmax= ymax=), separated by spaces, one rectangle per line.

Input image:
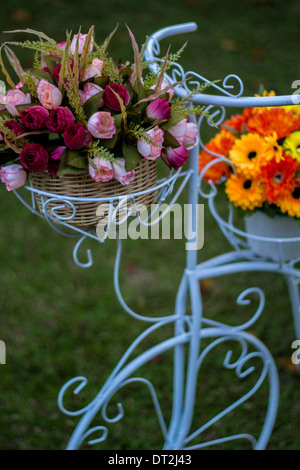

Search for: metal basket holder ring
xmin=10 ymin=22 xmax=300 ymax=450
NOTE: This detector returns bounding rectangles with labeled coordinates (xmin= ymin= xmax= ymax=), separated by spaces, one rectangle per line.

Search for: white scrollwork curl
xmin=183 ymin=331 xmax=277 ymax=450
xmin=57 ymin=376 xmax=95 ymax=417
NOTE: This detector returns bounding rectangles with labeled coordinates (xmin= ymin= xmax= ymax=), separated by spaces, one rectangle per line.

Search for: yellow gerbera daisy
xmin=276 ymin=187 xmax=300 ymax=218
xmin=283 ymin=131 xmax=300 ymax=162
xmin=229 ymin=133 xmax=267 ymax=178
xmin=225 ymin=173 xmax=266 ymax=211
xmin=262 ymin=132 xmax=284 ymax=163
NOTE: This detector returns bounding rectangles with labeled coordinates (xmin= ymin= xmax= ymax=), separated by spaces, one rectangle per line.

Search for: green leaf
xmin=113 ymin=113 xmax=123 ymax=131
xmin=163 ymin=130 xmax=180 ymax=149
xmin=137 ymin=78 xmax=146 ymax=101
xmin=57 ymin=150 xmax=87 ymax=175
xmin=122 ymin=141 xmax=141 ymax=171
xmin=27 ymin=68 xmax=55 ymax=84
xmin=101 ymin=131 xmax=120 ymax=150
xmin=67 ymin=150 xmax=88 ymax=169
xmin=161 ymin=111 xmax=186 ymax=131
xmin=119 ymin=64 xmax=132 ymax=81
xmin=83 ymin=91 xmax=103 ymax=118
xmin=94 ymin=76 xmax=110 ymax=88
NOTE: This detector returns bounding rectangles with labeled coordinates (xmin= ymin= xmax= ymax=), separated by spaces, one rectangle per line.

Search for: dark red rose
xmin=63 ymin=122 xmax=87 ymax=150
xmin=102 ymin=83 xmax=130 ymax=111
xmin=161 ymin=146 xmax=189 ymax=170
xmin=2 ymin=120 xmax=26 ymax=137
xmin=20 ymin=106 xmax=49 ymax=130
xmin=46 ymin=107 xmax=74 ymax=133
xmin=20 ymin=143 xmax=49 ymax=172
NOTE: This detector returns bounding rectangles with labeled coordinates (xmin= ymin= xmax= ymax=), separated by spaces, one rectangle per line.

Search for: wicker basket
xmin=30 ymin=158 xmax=157 ymax=227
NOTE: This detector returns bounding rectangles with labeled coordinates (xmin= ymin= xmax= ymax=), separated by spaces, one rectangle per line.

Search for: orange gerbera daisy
xmin=222 ymin=107 xmax=253 ymax=134
xmin=246 ymin=107 xmax=300 ymax=140
xmin=262 ymin=132 xmax=284 ymax=163
xmin=199 ymin=130 xmax=235 ymax=183
xmin=260 ymin=152 xmax=299 ymax=204
xmin=277 ymin=187 xmax=300 ymax=218
xmin=225 ymin=173 xmax=266 ymax=211
xmin=228 ymin=133 xmax=266 ymax=178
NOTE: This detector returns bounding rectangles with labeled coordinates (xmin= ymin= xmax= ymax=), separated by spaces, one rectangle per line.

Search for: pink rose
xmin=20 ymin=106 xmax=49 ymax=130
xmin=63 ymin=122 xmax=88 ymax=150
xmin=5 ymin=89 xmax=31 ymax=116
xmin=70 ymin=33 xmax=94 ymax=55
xmin=87 ymin=111 xmax=116 ymax=139
xmin=102 ymin=83 xmax=130 ymax=111
xmin=89 ymin=157 xmax=113 ymax=182
xmin=0 ymin=164 xmax=27 ymax=191
xmin=37 ymin=79 xmax=62 ymax=109
xmin=46 ymin=107 xmax=74 ymax=133
xmin=137 ymin=125 xmax=164 ymax=160
xmin=50 ymin=41 xmax=67 ymax=58
xmin=113 ymin=158 xmax=135 ymax=186
xmin=161 ymin=145 xmax=189 ymax=170
xmin=146 ymin=98 xmax=172 ymax=124
xmin=83 ymin=58 xmax=104 ymax=80
xmin=183 ymin=122 xmax=198 ymax=148
xmin=20 ymin=143 xmax=49 ymax=172
xmin=79 ymin=83 xmax=103 ymax=106
xmin=168 ymin=118 xmax=188 ymax=145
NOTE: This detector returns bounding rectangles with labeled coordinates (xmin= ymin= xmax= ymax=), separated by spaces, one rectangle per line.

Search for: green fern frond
xmin=33 ymin=50 xmax=42 ymax=70
xmin=22 ymin=71 xmax=39 ymax=97
xmin=86 ymin=142 xmax=119 ymax=164
xmin=63 ymin=63 xmax=87 ymax=124
xmin=5 ymin=40 xmax=63 ymax=57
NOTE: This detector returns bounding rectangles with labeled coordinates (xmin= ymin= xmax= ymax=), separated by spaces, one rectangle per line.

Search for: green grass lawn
xmin=1 ymin=0 xmax=300 ymax=450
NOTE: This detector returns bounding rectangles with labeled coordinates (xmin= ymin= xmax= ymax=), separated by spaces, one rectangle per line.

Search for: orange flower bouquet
xmin=199 ymin=91 xmax=300 ymax=221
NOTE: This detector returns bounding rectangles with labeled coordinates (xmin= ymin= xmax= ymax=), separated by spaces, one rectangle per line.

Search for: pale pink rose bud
xmin=137 ymin=125 xmax=164 ymax=160
xmin=182 ymin=122 xmax=198 ymax=148
xmin=113 ymin=158 xmax=135 ymax=186
xmin=87 ymin=111 xmax=116 ymax=139
xmin=83 ymin=58 xmax=104 ymax=80
xmin=70 ymin=33 xmax=94 ymax=55
xmin=168 ymin=118 xmax=188 ymax=145
xmin=146 ymin=98 xmax=172 ymax=124
xmin=0 ymin=163 xmax=27 ymax=191
xmin=37 ymin=79 xmax=62 ymax=109
xmin=79 ymin=82 xmax=103 ymax=106
xmin=5 ymin=89 xmax=31 ymax=116
xmin=89 ymin=157 xmax=113 ymax=182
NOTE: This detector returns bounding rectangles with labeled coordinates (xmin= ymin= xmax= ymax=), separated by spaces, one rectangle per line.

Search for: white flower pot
xmin=244 ymin=211 xmax=300 ymax=262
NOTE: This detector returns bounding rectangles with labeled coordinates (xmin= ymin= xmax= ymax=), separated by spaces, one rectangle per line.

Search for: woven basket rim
xmin=28 ymin=169 xmax=167 ymax=203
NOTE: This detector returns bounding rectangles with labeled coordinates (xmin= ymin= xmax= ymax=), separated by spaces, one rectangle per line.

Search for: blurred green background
xmin=1 ymin=0 xmax=300 ymax=451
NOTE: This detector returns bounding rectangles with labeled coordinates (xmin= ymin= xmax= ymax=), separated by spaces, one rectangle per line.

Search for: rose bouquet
xmin=199 ymin=91 xmax=300 ymax=220
xmin=0 ymin=25 xmax=199 ymax=194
